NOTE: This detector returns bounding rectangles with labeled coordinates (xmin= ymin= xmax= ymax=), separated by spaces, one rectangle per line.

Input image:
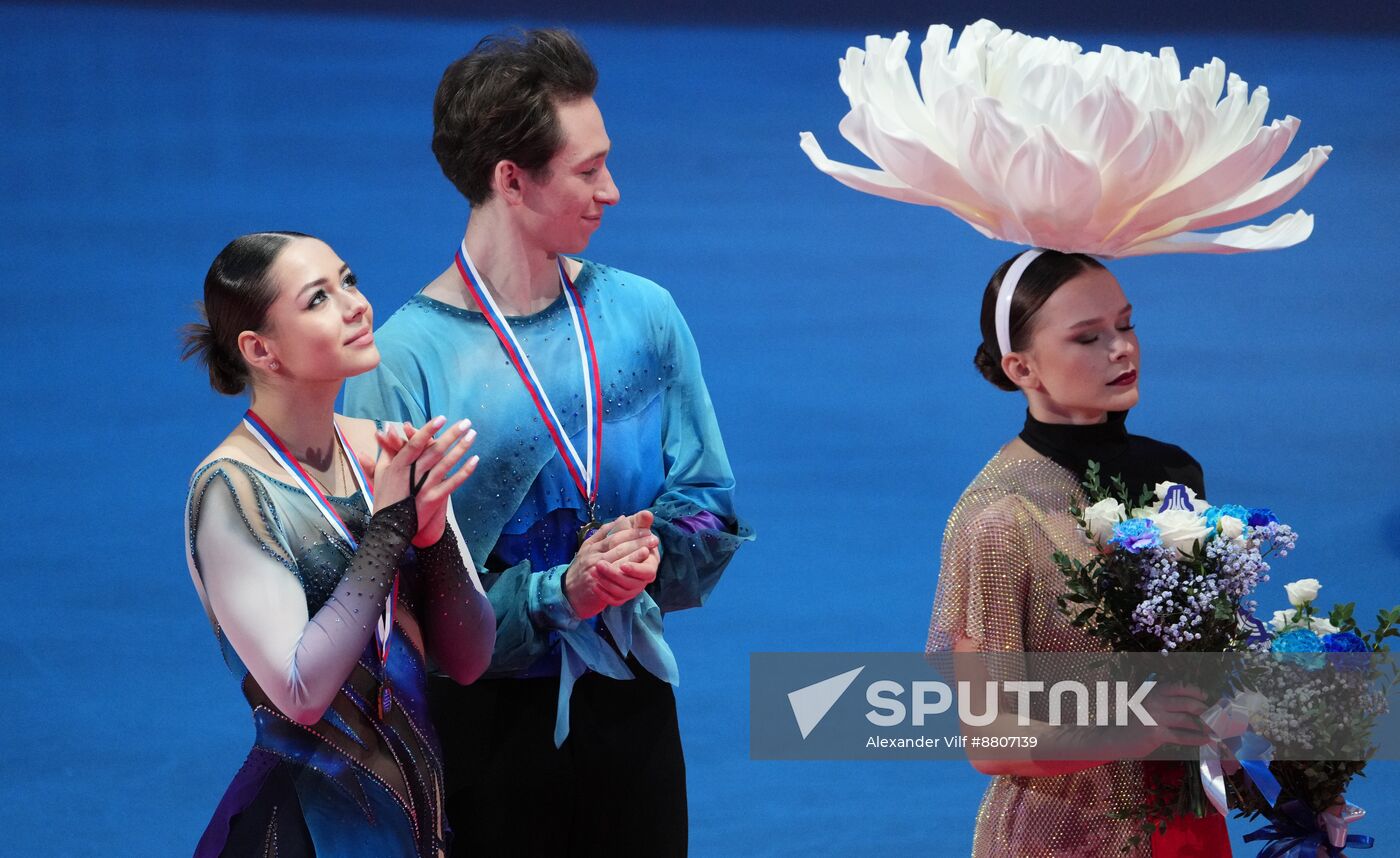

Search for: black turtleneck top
xmin=1018 ymin=410 xmax=1206 ymax=502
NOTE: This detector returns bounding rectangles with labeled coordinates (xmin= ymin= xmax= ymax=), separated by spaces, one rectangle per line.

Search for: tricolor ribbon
xmin=243 ymin=410 xmax=398 ymax=718
xmin=454 ymin=241 xmax=602 ymax=514
xmin=376 ymin=574 xmax=399 ymax=717
xmin=242 ymin=410 xmax=376 ymax=536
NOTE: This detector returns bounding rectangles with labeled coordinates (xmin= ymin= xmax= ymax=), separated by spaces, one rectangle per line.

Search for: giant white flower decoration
xmin=798 ymin=20 xmax=1330 ymax=257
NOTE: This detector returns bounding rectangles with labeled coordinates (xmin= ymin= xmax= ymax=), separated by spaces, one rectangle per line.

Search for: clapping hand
xmin=375 ymin=417 xmax=479 ymax=547
xmin=563 ymin=510 xmax=660 ymax=620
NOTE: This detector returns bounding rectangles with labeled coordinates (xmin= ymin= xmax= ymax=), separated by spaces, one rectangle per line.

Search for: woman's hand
xmin=1122 ymin=682 xmax=1213 ymax=757
xmin=563 ymin=511 xmax=660 ymax=619
xmin=373 ymin=417 xmax=479 ymax=546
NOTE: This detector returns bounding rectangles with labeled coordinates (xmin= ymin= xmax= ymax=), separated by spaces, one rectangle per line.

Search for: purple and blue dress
xmin=185 ymin=455 xmax=491 ymax=857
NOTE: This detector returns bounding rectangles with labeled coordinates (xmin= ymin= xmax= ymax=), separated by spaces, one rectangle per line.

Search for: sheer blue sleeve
xmin=646 ymin=293 xmax=754 ymax=612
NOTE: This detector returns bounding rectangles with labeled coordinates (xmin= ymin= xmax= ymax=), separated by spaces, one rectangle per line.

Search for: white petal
xmin=1005 ymin=127 xmax=1102 ymax=247
xmin=799 ymin=131 xmax=916 ymax=197
xmin=1120 ymin=116 xmax=1300 ymax=240
xmin=928 ymin=84 xmax=977 ymax=160
xmin=956 ymin=98 xmax=1029 ymax=240
xmin=1140 ymin=145 xmax=1331 ymax=240
xmin=802 ymin=23 xmax=1328 ymax=257
xmin=1068 ymin=81 xmax=1141 ymax=165
xmin=862 ymin=34 xmax=926 ymax=129
xmin=1199 ymin=75 xmax=1253 ymax=161
xmin=1189 ymin=57 xmax=1226 ymax=104
xmin=951 ymin=20 xmax=997 ymax=84
xmin=1171 ymin=87 xmax=1214 ymax=177
xmin=1149 ymin=46 xmax=1182 ymax=108
xmin=1095 ymin=109 xmax=1188 ymax=242
xmin=1118 ymin=210 xmax=1314 ymax=256
xmin=839 ymin=104 xmax=995 ymax=228
xmin=1019 ymin=62 xmax=1084 ymax=128
xmin=918 ymin=25 xmax=958 ymax=105
xmin=798 ymin=131 xmax=998 ymax=238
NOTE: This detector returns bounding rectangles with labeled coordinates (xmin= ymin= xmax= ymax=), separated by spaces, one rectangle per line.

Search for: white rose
xmin=1217 ymin=514 xmax=1246 ymax=543
xmin=1153 ymin=481 xmax=1209 ymax=512
xmin=1083 ymin=498 xmax=1126 ymax=545
xmin=1309 ymin=617 xmax=1339 ymax=635
xmin=1269 ymin=609 xmax=1299 ymax=632
xmin=1285 ymin=578 xmax=1322 ymax=607
xmin=1147 ymin=508 xmax=1212 ymax=556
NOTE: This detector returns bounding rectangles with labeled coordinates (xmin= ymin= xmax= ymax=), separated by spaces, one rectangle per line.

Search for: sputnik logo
xmin=787 ymin=666 xmax=865 ymax=739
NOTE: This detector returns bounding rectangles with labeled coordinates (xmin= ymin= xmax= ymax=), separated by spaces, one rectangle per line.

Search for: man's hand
xmin=563 ymin=511 xmax=659 ymax=619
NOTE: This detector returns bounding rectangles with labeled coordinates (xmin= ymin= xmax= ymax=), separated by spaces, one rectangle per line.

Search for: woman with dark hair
xmin=182 ymin=231 xmax=496 ymax=857
xmin=801 ymin=20 xmax=1333 ymax=853
xmin=926 ymin=249 xmax=1231 ymax=856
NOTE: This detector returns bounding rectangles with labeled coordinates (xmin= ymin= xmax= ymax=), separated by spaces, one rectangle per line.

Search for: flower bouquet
xmin=1054 ymin=462 xmax=1295 ymax=846
xmin=1227 ymin=581 xmax=1399 ymax=856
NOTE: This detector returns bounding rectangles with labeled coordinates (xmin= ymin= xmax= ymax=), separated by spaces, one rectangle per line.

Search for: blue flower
xmin=1322 ymin=632 xmax=1368 ymax=653
xmin=1323 ymin=631 xmax=1370 ymax=672
xmin=1110 ymin=518 xmax=1162 ymax=553
xmin=1247 ymin=508 xmax=1279 ymax=527
xmin=1273 ymin=628 xmax=1325 ymax=669
xmin=1273 ymin=629 xmax=1323 ymax=652
xmin=1204 ymin=504 xmax=1250 ymax=529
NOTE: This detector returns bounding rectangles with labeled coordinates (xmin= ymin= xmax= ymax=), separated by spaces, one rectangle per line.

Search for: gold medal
xmin=577 ymin=519 xmax=602 ymax=547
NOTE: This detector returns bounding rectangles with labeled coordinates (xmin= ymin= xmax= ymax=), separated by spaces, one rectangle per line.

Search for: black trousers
xmin=429 ymin=659 xmax=688 ymax=857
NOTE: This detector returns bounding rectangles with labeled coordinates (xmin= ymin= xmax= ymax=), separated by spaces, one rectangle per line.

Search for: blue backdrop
xmin=3 ymin=2 xmax=1397 ymax=854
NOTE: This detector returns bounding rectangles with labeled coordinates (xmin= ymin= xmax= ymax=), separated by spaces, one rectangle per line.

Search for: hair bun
xmin=973 ymin=342 xmax=1017 ymax=392
xmin=182 ymin=232 xmax=305 ymax=396
xmin=181 ymin=310 xmax=248 ymax=395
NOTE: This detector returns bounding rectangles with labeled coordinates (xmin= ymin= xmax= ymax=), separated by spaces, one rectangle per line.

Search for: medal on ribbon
xmin=453 ymin=241 xmax=604 ymax=546
xmin=243 ymin=411 xmax=400 ymax=718
xmin=376 ymin=576 xmax=398 ymax=718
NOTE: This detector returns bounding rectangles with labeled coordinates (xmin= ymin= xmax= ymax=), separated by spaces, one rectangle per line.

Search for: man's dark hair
xmin=433 ymin=28 xmax=598 ymax=206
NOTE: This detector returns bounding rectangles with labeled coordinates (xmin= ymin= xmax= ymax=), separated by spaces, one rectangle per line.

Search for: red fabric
xmin=1146 ymin=762 xmax=1233 ymax=857
xmin=1150 ymin=811 xmax=1232 ymax=857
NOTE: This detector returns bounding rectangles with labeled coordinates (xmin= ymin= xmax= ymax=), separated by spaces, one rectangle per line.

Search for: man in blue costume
xmin=344 ymin=28 xmax=750 ymax=856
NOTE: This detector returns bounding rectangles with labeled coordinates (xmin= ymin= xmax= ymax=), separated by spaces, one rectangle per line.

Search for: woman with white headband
xmin=937 ymin=246 xmax=1228 ymax=855
xmin=800 ymin=18 xmax=1331 ymax=856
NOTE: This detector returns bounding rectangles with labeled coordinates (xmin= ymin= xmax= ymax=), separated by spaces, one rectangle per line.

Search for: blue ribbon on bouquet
xmin=1231 ymin=730 xmax=1283 ymax=805
xmin=1198 ymin=696 xmax=1283 ymax=815
xmin=1244 ymin=799 xmax=1374 ymax=858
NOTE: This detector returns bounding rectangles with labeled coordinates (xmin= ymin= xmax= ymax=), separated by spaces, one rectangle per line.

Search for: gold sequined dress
xmin=927 ymin=444 xmax=1151 ymax=857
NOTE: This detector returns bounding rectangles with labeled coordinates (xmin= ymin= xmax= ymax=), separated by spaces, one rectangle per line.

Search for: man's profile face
xmin=518 ymin=96 xmax=620 ymax=254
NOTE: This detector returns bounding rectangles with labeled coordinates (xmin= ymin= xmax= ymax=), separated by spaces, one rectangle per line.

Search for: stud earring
xmin=270 ymin=361 xmax=280 ymax=371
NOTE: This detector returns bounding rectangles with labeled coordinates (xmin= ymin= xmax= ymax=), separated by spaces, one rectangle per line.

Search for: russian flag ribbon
xmin=454 ymin=240 xmax=602 ymax=511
